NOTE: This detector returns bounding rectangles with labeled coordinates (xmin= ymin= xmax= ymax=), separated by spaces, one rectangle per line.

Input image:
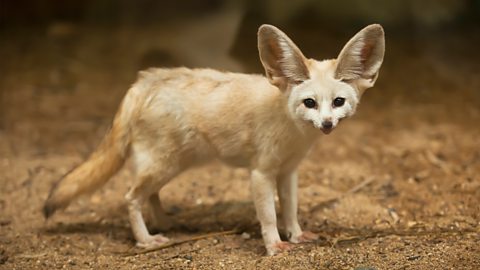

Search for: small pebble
xmin=407 ymin=255 xmax=421 ymax=261
xmin=241 ymin=232 xmax=251 ymax=239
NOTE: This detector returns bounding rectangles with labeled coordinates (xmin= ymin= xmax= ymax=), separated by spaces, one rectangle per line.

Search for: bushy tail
xmin=43 ymin=88 xmax=141 ymax=219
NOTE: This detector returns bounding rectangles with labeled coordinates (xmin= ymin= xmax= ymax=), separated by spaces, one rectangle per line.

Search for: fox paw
xmin=136 ymin=234 xmax=170 ymax=249
xmin=266 ymin=241 xmax=293 ymax=256
xmin=289 ymin=231 xmax=319 ymax=244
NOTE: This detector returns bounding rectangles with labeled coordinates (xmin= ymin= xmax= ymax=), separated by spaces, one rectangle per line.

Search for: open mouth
xmin=320 ymin=128 xmax=332 ymax=134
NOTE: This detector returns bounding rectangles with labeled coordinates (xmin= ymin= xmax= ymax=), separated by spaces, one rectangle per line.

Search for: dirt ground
xmin=1 ymin=22 xmax=479 ymax=269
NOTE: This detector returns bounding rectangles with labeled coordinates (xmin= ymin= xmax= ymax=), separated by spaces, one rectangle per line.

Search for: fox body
xmin=44 ymin=24 xmax=385 ymax=255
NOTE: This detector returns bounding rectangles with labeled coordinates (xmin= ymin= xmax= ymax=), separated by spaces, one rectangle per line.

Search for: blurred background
xmin=0 ymin=1 xmax=479 ymax=269
xmin=0 ymin=0 xmax=479 ymax=136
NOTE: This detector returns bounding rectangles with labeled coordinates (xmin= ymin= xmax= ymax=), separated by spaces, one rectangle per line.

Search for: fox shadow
xmin=42 ymin=200 xmax=260 ymax=243
xmin=42 ymin=200 xmax=434 ymax=251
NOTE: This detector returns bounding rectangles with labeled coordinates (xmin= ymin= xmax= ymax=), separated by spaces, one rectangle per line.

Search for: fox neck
xmin=292 ymin=116 xmax=322 ymax=142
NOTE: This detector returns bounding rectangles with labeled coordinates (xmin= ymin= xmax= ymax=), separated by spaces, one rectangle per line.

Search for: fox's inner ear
xmin=335 ymin=24 xmax=385 ymax=92
xmin=258 ymin=24 xmax=310 ymax=89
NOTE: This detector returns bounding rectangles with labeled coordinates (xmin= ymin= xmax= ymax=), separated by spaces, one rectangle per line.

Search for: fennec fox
xmin=44 ymin=24 xmax=385 ymax=255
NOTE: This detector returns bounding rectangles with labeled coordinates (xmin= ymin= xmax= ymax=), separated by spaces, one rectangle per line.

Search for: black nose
xmin=322 ymin=121 xmax=333 ymax=129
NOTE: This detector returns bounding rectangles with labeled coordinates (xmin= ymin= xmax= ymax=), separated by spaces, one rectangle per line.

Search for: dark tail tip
xmin=43 ymin=166 xmax=78 ymax=220
xmin=43 ymin=179 xmax=62 ymax=219
xmin=43 ymin=200 xmax=57 ymax=219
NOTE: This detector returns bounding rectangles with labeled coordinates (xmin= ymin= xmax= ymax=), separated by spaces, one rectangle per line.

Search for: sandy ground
xmin=0 ymin=22 xmax=479 ymax=269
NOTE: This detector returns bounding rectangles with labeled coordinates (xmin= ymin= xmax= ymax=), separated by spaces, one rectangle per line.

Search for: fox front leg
xmin=251 ymin=169 xmax=292 ymax=255
xmin=277 ymin=171 xmax=318 ymax=243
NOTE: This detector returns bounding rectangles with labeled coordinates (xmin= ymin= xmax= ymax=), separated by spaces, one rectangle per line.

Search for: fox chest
xmin=198 ymin=126 xmax=312 ymax=171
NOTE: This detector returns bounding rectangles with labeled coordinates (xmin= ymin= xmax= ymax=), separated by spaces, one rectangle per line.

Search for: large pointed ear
xmin=258 ymin=24 xmax=310 ymax=89
xmin=335 ymin=24 xmax=385 ymax=93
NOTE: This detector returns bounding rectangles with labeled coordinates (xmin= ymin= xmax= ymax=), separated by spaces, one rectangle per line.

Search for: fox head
xmin=258 ymin=24 xmax=385 ymax=134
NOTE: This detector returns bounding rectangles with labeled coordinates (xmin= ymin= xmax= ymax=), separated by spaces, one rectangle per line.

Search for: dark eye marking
xmin=303 ymin=98 xmax=317 ymax=109
xmin=333 ymin=97 xmax=345 ymax=107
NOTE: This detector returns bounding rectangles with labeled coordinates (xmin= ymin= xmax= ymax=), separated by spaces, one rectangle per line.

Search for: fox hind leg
xmin=126 ymin=146 xmax=181 ymax=248
xmin=125 ymin=175 xmax=170 ymax=248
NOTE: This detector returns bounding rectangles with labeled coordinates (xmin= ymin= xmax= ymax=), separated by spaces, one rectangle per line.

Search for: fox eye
xmin=303 ymin=98 xmax=316 ymax=108
xmin=333 ymin=97 xmax=345 ymax=107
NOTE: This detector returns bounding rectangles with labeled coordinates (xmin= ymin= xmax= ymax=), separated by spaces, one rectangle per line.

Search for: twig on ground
xmin=15 ymin=252 xmax=48 ymax=259
xmin=120 ymin=229 xmax=239 ymax=256
xmin=425 ymin=150 xmax=451 ymax=174
xmin=328 ymin=227 xmax=478 ymax=248
xmin=311 ymin=176 xmax=376 ymax=213
xmin=347 ymin=177 xmax=376 ymax=194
